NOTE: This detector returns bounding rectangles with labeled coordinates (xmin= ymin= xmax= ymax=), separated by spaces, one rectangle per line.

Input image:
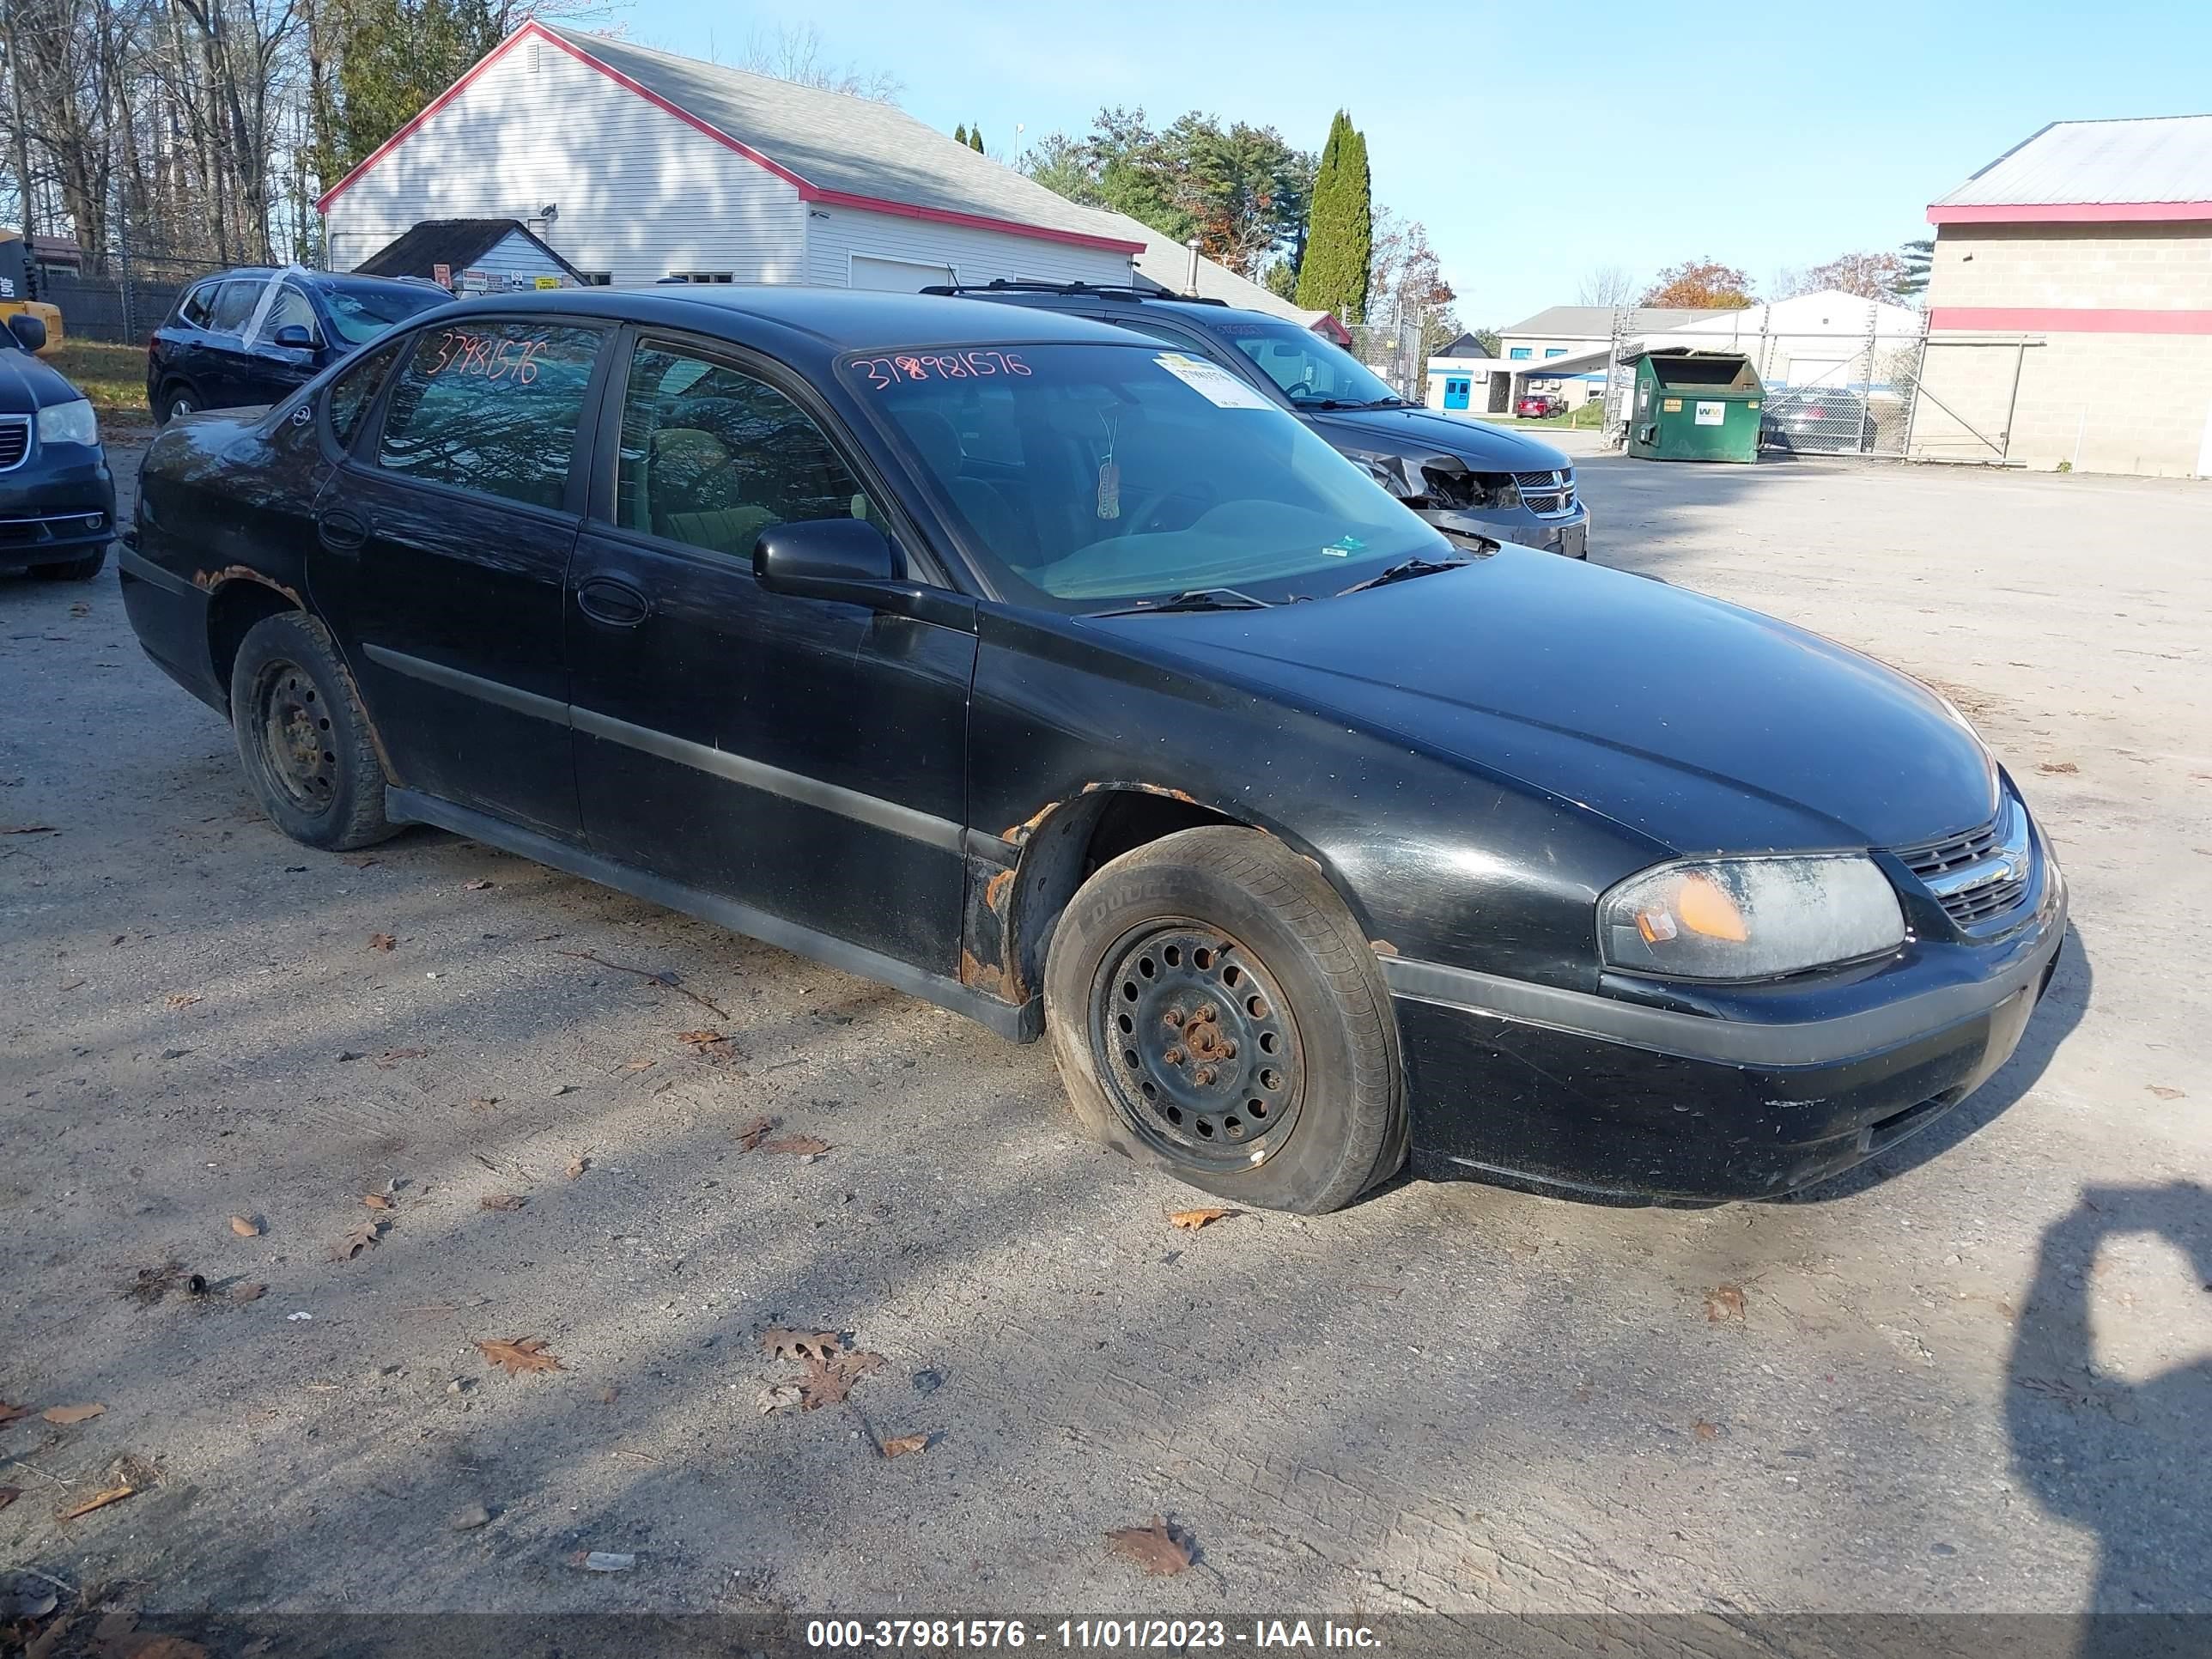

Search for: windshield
xmin=319 ymin=283 xmax=444 ymax=346
xmin=842 ymin=343 xmax=1445 ymax=613
xmin=1210 ymin=320 xmax=1403 ymax=409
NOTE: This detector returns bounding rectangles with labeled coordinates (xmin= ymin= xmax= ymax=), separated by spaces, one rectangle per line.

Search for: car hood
xmin=1085 ymin=547 xmax=1997 ymax=854
xmin=1305 ymin=404 xmax=1570 ymax=474
xmin=0 ymin=346 xmax=87 ymax=414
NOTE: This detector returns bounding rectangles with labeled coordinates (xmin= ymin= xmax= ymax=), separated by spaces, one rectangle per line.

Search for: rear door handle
xmin=317 ymin=508 xmax=368 ymax=553
xmin=575 ymin=575 xmax=650 ymax=627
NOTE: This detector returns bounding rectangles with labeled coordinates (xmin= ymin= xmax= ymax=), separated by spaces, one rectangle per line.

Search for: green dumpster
xmin=1625 ymin=349 xmax=1764 ymax=463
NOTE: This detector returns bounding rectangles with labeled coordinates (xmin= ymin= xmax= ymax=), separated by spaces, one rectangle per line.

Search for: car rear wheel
xmin=155 ymin=380 xmax=200 ymax=424
xmin=228 ymin=610 xmax=395 ymax=851
xmin=1043 ymin=825 xmax=1406 ymax=1213
xmin=32 ymin=545 xmax=107 ymax=581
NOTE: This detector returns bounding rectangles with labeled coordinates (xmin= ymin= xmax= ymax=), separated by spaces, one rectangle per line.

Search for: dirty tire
xmin=1044 ymin=825 xmax=1404 ymax=1214
xmin=228 ymin=610 xmax=394 ymax=851
xmin=155 ymin=380 xmax=200 ymax=425
xmin=33 ymin=544 xmax=107 ymax=581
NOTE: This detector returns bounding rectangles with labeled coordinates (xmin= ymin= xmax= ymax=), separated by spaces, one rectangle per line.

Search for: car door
xmin=197 ymin=277 xmax=270 ymax=409
xmin=235 ymin=281 xmax=325 ymax=406
xmin=306 ymin=314 xmax=613 ymax=839
xmin=565 ymin=330 xmax=976 ymax=973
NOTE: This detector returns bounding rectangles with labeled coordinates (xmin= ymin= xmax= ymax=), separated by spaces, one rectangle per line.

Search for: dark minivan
xmin=933 ymin=283 xmax=1589 ymax=559
xmin=147 ymin=266 xmax=446 ymax=422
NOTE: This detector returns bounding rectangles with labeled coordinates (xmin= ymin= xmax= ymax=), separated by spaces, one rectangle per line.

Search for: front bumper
xmin=1386 ymin=850 xmax=2067 ymax=1202
xmin=0 ymin=447 xmax=117 ymax=571
xmin=1426 ymin=501 xmax=1589 ymax=560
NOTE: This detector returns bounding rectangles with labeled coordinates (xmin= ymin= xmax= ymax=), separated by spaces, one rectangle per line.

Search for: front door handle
xmin=317 ymin=507 xmax=368 ymax=553
xmin=575 ymin=575 xmax=650 ymax=627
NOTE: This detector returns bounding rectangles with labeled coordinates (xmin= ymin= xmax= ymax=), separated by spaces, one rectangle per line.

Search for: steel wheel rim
xmin=1089 ymin=920 xmax=1304 ymax=1171
xmin=253 ymin=659 xmax=337 ymax=811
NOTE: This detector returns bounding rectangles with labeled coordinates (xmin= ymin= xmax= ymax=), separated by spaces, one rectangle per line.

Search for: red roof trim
xmin=1929 ymin=305 xmax=2212 ymax=335
xmin=804 ymin=186 xmax=1145 ymax=254
xmin=319 ymin=21 xmax=1146 ymax=257
xmin=1928 ymin=199 xmax=2212 ymax=225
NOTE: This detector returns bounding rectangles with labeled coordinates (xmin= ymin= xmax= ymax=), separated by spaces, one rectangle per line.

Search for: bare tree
xmin=1575 ymin=262 xmax=1637 ymax=307
xmin=737 ymin=21 xmax=899 ymax=103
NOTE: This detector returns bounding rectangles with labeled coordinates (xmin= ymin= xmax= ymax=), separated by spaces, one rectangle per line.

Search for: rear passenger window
xmin=206 ymin=280 xmax=262 ymax=334
xmin=178 ymin=283 xmax=216 ymax=328
xmin=374 ymin=322 xmax=602 ymax=510
xmin=325 ymin=338 xmax=404 ymax=450
xmin=614 ymin=341 xmax=875 ymax=560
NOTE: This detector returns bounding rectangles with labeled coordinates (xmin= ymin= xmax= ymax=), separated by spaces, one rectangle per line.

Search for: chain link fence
xmin=27 ymin=235 xmax=237 ymax=344
xmin=1345 ymin=315 xmax=1425 ymax=400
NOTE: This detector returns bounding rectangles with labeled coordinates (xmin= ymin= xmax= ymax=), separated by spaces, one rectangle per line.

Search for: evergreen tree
xmin=954 ymin=123 xmax=969 ymax=146
xmin=1296 ymin=110 xmax=1371 ymax=323
xmin=969 ymin=125 xmax=985 ymax=153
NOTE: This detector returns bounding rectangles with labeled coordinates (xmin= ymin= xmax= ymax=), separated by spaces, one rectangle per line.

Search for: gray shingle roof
xmin=354 ymin=217 xmax=580 ymax=280
xmin=542 ymin=26 xmax=1144 ymax=251
xmin=1500 ymin=304 xmax=1736 ymax=338
xmin=1936 ymin=114 xmax=2212 ymax=208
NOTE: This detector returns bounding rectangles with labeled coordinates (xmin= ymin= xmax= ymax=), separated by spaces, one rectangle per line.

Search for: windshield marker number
xmin=854 ymin=349 xmax=1031 ymax=389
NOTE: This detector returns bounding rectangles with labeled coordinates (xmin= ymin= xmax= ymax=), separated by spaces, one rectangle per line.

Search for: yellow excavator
xmin=0 ymin=228 xmax=64 ymax=355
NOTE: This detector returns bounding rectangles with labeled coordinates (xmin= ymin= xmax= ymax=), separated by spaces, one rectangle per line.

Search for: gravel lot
xmin=3 ymin=439 xmax=2208 ymax=1638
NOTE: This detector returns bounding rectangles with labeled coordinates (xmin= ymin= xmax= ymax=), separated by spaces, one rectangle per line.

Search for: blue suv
xmin=146 ymin=267 xmax=445 ymax=423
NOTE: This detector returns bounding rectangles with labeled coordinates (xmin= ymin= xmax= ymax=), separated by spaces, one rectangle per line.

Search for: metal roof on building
xmin=1499 ymin=304 xmax=1736 ymax=338
xmin=1933 ymin=114 xmax=2212 ymax=216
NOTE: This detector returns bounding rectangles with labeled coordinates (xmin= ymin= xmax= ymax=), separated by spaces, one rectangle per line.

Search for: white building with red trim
xmin=1910 ymin=114 xmax=2212 ymax=477
xmin=316 ymin=21 xmax=1336 ymax=334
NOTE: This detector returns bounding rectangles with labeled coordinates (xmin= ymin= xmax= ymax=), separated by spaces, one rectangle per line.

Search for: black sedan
xmin=118 ymin=288 xmax=2067 ymax=1212
xmin=0 ymin=313 xmax=116 ymax=580
xmin=146 ymin=265 xmax=446 ymax=423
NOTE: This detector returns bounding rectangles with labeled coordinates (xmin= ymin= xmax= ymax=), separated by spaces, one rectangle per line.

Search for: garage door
xmin=1785 ymin=356 xmax=1850 ymax=390
xmin=850 ymin=254 xmax=956 ymax=292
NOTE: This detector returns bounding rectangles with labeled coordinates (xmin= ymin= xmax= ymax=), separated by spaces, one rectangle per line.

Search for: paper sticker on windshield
xmin=1152 ymin=352 xmax=1275 ymax=410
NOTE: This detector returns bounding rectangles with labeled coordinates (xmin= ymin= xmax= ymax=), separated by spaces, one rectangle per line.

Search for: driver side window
xmin=259 ymin=284 xmax=319 ymax=348
xmin=615 ymin=342 xmax=878 ymax=562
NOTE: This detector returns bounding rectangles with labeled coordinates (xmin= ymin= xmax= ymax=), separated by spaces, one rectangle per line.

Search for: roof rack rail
xmin=921 ymin=278 xmax=1229 ymax=307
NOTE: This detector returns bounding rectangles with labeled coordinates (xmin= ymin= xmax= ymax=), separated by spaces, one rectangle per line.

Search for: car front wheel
xmin=228 ymin=610 xmax=395 ymax=851
xmin=1044 ymin=825 xmax=1407 ymax=1213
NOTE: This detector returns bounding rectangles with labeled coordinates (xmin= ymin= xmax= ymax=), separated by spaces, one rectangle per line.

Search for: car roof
xmin=953 ymin=287 xmax=1305 ymax=334
xmin=193 ymin=265 xmax=438 ymax=299
xmin=421 ymin=286 xmax=1152 ymax=354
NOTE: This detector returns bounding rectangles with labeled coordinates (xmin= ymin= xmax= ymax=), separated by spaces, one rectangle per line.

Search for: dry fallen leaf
xmin=798 ymin=1349 xmax=884 ymax=1410
xmin=58 ymin=1484 xmax=135 ymax=1522
xmin=623 ymin=1058 xmax=656 ymax=1072
xmin=480 ymin=1194 xmax=526 ymax=1212
xmin=757 ymin=1383 xmax=803 ymax=1415
xmin=368 ymin=932 xmax=398 ymax=951
xmin=362 ymin=1192 xmax=394 ymax=1210
xmin=735 ymin=1115 xmax=779 ymax=1151
xmin=467 ymin=1096 xmax=500 ymax=1111
xmin=565 ymin=1156 xmax=590 ymax=1181
xmin=2148 ymin=1085 xmax=2186 ymax=1101
xmin=228 ymin=1215 xmax=260 ymax=1237
xmin=759 ymin=1134 xmax=831 ymax=1158
xmin=2038 ymin=761 xmax=2079 ymax=775
xmin=163 ymin=993 xmax=201 ymax=1010
xmin=762 ymin=1328 xmax=846 ymax=1364
xmin=1693 ymin=1420 xmax=1721 ymax=1441
xmin=373 ymin=1047 xmax=428 ymax=1068
xmin=477 ymin=1336 xmax=563 ymax=1376
xmin=464 ymin=878 xmax=494 ymax=890
xmin=331 ymin=1217 xmax=385 ymax=1261
xmin=1168 ymin=1206 xmax=1240 ymax=1231
xmin=881 ymin=1432 xmax=930 ymax=1460
xmin=1705 ymin=1285 xmax=1747 ymax=1323
xmin=1105 ymin=1515 xmax=1194 ymax=1577
xmin=231 ymin=1282 xmax=266 ymax=1303
xmin=43 ymin=1402 xmax=106 ymax=1425
xmin=0 ymin=1486 xmax=19 ymax=1510
xmin=0 ymin=1401 xmax=31 ymax=1427
xmin=675 ymin=1029 xmax=723 ymax=1048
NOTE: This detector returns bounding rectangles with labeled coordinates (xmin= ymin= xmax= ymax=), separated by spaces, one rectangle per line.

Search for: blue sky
xmin=643 ymin=0 xmax=2212 ymax=325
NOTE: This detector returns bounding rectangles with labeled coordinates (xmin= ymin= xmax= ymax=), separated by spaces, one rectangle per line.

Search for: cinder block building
xmin=1911 ymin=115 xmax=2212 ymax=477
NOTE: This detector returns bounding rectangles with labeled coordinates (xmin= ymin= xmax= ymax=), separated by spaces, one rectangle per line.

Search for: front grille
xmin=0 ymin=417 xmax=28 ymax=471
xmin=1894 ymin=800 xmax=2034 ymax=932
xmin=1513 ymin=467 xmax=1577 ymax=517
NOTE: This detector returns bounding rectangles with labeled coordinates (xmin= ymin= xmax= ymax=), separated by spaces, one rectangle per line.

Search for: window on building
xmin=665 ymin=271 xmax=735 ymax=284
xmin=1543 ymin=347 xmax=1567 ymax=358
xmin=576 ymin=272 xmax=613 ymax=286
xmin=1507 ymin=346 xmax=1532 ymax=361
xmin=375 ymin=322 xmax=604 ymax=510
xmin=614 ymin=341 xmax=876 ymax=561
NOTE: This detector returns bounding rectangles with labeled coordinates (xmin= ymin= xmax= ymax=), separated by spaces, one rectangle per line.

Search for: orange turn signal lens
xmin=1676 ymin=873 xmax=1749 ymax=942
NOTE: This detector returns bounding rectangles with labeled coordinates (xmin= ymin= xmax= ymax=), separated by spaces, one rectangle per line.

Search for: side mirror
xmin=8 ymin=313 xmax=47 ymax=354
xmin=270 ymin=324 xmax=314 ymax=351
xmin=753 ymin=517 xmax=903 ymax=605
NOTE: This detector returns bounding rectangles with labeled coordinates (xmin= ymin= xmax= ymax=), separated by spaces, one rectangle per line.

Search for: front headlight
xmin=37 ymin=398 xmax=99 ymax=447
xmin=1599 ymin=854 xmax=1905 ymax=981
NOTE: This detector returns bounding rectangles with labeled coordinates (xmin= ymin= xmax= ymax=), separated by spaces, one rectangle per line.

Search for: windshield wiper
xmin=1091 ymin=587 xmax=1273 ymax=617
xmin=1337 ymin=556 xmax=1470 ymax=596
xmin=1356 ymin=397 xmax=1411 ymax=409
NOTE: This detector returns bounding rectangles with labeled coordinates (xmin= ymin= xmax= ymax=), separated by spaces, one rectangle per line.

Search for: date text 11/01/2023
xmin=805 ymin=1620 xmax=1382 ymax=1650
